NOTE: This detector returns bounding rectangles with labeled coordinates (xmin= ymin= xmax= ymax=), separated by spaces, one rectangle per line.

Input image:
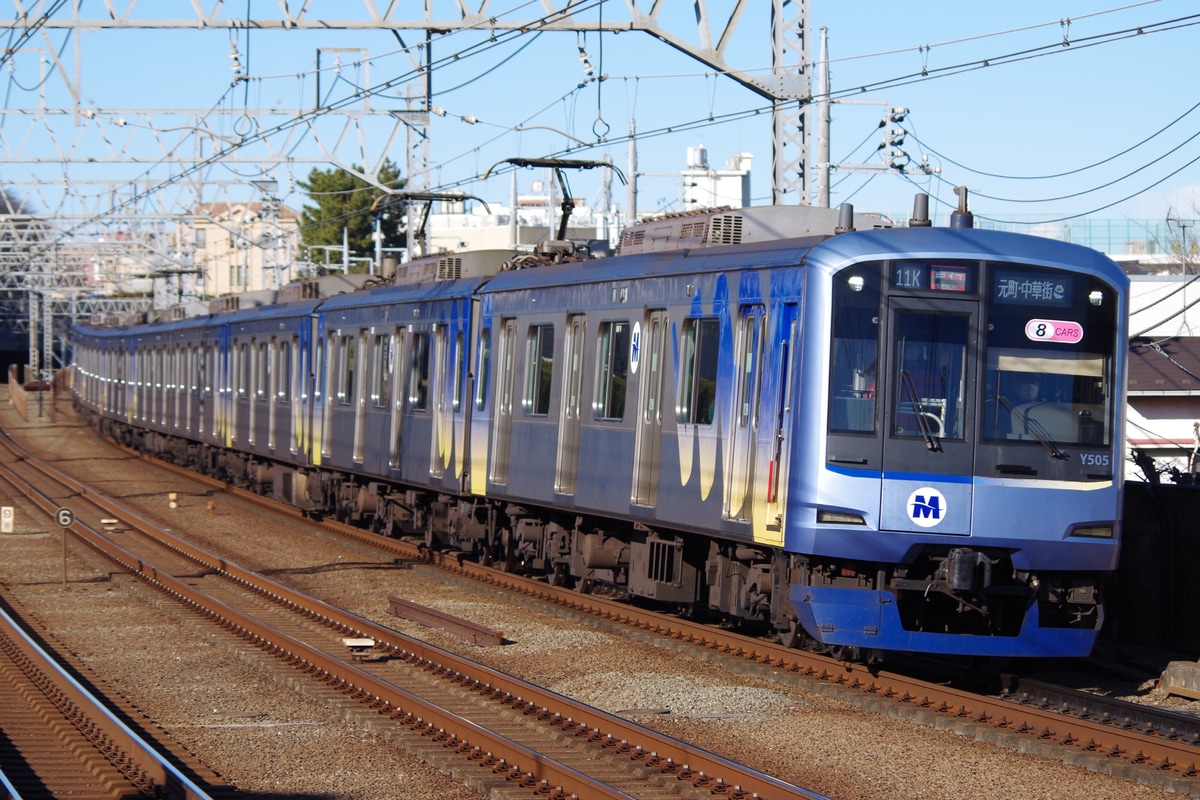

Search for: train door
xmin=388 ymin=328 xmax=407 ymax=470
xmin=490 ymin=318 xmax=517 ymax=486
xmin=880 ymin=300 xmax=977 ymax=533
xmin=353 ymin=330 xmax=368 ymax=463
xmin=764 ymin=304 xmax=798 ymax=536
xmin=431 ymin=325 xmax=447 ymax=479
xmin=267 ymin=338 xmax=278 ymax=450
xmin=555 ymin=314 xmax=585 ymax=495
xmin=632 ymin=310 xmax=667 ymax=506
xmin=450 ymin=328 xmax=468 ymax=487
xmin=725 ymin=305 xmax=765 ymax=522
xmin=306 ymin=316 xmax=321 ymax=464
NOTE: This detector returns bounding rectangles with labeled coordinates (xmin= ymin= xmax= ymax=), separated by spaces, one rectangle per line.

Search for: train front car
xmin=797 ymin=214 xmax=1128 ymax=659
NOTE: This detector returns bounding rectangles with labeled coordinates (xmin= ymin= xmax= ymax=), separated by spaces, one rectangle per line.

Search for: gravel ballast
xmin=0 ymin=397 xmax=1192 ymax=800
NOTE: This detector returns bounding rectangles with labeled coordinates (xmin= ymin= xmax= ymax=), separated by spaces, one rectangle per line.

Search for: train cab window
xmin=409 ymin=333 xmax=430 ymax=411
xmin=982 ymin=267 xmax=1117 ymax=447
xmin=371 ymin=334 xmax=392 ymax=408
xmin=829 ymin=266 xmax=881 ymax=435
xmin=475 ymin=329 xmax=491 ymax=411
xmin=595 ymin=321 xmax=629 ymax=421
xmin=523 ymin=324 xmax=554 ymax=416
xmin=892 ymin=312 xmax=968 ymax=440
xmin=678 ymin=318 xmax=719 ymax=425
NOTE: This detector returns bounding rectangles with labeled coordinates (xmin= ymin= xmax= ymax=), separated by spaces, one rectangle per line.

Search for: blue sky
xmin=5 ymin=1 xmax=1198 ymax=231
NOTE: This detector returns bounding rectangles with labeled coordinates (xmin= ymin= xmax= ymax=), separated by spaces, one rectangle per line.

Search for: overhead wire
xmin=56 ymin=0 xmax=609 ymax=238
xmin=37 ymin=1 xmax=1200 ymax=239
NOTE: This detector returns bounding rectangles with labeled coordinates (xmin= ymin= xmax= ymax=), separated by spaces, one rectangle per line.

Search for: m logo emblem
xmin=906 ymin=487 xmax=946 ymax=528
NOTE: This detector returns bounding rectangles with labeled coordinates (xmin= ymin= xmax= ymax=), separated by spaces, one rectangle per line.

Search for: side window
xmin=594 ymin=321 xmax=629 ymax=421
xmin=678 ymin=318 xmax=720 ymax=425
xmin=277 ymin=340 xmax=291 ymax=404
xmin=371 ymin=334 xmax=392 ymax=408
xmin=257 ymin=341 xmax=269 ymax=401
xmin=452 ymin=331 xmax=465 ymax=412
xmin=523 ymin=324 xmax=554 ymax=416
xmin=237 ymin=342 xmax=249 ymax=398
xmin=475 ymin=329 xmax=491 ymax=411
xmin=409 ymin=333 xmax=429 ymax=411
xmin=204 ymin=346 xmax=215 ymax=396
xmin=337 ymin=335 xmax=355 ymax=405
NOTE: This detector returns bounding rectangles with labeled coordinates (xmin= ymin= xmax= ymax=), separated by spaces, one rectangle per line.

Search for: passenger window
xmin=257 ymin=341 xmax=269 ymax=401
xmin=372 ymin=334 xmax=391 ymax=408
xmin=337 ymin=335 xmax=355 ymax=406
xmin=475 ymin=329 xmax=491 ymax=411
xmin=679 ymin=318 xmax=719 ymax=425
xmin=452 ymin=332 xmax=465 ymax=412
xmin=409 ymin=333 xmax=429 ymax=411
xmin=277 ymin=340 xmax=291 ymax=404
xmin=595 ymin=321 xmax=629 ymax=421
xmin=523 ymin=324 xmax=554 ymax=416
xmin=237 ymin=343 xmax=249 ymax=398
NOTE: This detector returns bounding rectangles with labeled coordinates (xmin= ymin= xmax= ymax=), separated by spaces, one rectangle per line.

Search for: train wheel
xmin=830 ymin=645 xmax=861 ymax=663
xmin=550 ymin=563 xmax=573 ymax=588
xmin=782 ymin=619 xmax=803 ymax=649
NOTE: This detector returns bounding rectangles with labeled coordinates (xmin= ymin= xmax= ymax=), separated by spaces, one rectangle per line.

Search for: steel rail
xmin=109 ymin=442 xmax=1200 ymax=782
xmin=0 ymin=431 xmax=830 ymax=800
xmin=0 ymin=590 xmax=214 ymax=800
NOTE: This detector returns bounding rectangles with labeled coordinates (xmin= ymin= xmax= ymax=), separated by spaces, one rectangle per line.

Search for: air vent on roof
xmin=208 ymin=296 xmax=240 ymax=314
xmin=709 ymin=214 xmax=744 ymax=244
xmin=437 ymin=257 xmax=463 ymax=280
xmin=678 ymin=220 xmax=710 ymax=241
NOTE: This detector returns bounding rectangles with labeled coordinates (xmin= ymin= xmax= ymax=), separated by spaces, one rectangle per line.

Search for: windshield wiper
xmin=899 ymin=370 xmax=941 ymax=452
xmin=999 ymin=396 xmax=1069 ymax=460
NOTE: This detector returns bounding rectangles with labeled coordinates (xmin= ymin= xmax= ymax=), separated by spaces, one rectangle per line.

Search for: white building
xmin=680 ymin=145 xmax=752 ymax=210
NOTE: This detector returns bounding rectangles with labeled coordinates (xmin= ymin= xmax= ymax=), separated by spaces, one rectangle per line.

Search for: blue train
xmin=70 ymin=194 xmax=1128 ymax=659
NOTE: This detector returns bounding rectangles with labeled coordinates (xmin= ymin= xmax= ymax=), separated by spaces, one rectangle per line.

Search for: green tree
xmin=297 ymin=161 xmax=406 ymax=269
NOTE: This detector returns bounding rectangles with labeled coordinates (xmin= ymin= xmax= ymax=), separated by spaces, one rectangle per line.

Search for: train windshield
xmin=828 ymin=259 xmax=1120 ymax=475
xmin=982 ymin=267 xmax=1116 ymax=447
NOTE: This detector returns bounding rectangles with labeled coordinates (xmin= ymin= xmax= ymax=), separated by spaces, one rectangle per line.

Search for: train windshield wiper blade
xmin=899 ymin=370 xmax=941 ymax=452
xmin=999 ymin=396 xmax=1068 ymax=460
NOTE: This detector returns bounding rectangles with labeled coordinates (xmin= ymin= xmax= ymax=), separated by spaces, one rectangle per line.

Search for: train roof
xmin=808 ymin=225 xmax=1130 ymax=288
xmin=615 ymin=204 xmax=890 ymax=255
xmin=316 ymin=273 xmax=494 ymax=313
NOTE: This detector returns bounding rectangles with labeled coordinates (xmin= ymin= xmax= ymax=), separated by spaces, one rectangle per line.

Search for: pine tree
xmin=297 ymin=161 xmax=405 ymax=269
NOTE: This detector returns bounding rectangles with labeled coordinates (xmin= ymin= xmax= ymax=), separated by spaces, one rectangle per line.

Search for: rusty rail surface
xmin=0 ymin=596 xmax=212 ymax=800
xmin=213 ymin=479 xmax=1200 ymax=789
xmin=0 ymin=429 xmax=830 ymax=800
xmin=387 ymin=594 xmax=505 ymax=646
xmin=108 ymin=439 xmax=1200 ymax=792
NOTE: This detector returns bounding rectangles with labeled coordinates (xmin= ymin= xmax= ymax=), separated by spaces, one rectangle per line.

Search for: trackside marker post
xmin=57 ymin=507 xmax=74 ymax=589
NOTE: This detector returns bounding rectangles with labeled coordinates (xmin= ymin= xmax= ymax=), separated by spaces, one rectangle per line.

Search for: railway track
xmin=0 ymin=591 xmax=213 ymax=800
xmin=0 ymin=428 xmax=830 ymax=800
xmin=93 ymin=442 xmax=1200 ymax=796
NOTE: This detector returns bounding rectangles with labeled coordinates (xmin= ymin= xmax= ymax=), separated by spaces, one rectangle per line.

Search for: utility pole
xmin=815 ymin=28 xmax=832 ymax=208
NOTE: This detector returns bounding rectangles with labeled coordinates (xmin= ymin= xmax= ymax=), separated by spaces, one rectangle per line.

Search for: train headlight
xmin=817 ymin=509 xmax=867 ymax=525
xmin=1069 ymin=524 xmax=1114 ymax=539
